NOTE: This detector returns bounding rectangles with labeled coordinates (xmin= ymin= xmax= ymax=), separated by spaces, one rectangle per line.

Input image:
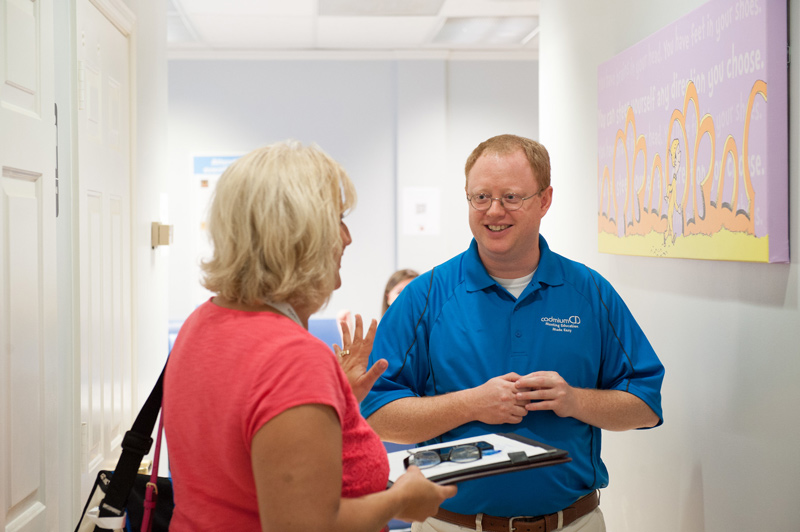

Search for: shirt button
xmin=515 ymin=331 xmax=522 ymax=338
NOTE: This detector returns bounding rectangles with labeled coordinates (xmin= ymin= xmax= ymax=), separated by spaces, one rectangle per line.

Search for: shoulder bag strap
xmin=96 ymin=363 xmax=166 ymax=522
xmin=141 ymin=413 xmax=165 ymax=532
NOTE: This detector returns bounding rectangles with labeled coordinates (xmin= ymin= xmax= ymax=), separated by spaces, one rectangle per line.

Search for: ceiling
xmin=167 ymin=0 xmax=540 ymax=59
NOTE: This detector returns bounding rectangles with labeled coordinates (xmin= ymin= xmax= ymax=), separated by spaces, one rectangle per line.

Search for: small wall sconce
xmin=151 ymin=222 xmax=173 ymax=249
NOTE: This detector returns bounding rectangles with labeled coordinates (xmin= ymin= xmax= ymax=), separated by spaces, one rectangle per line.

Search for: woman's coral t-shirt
xmin=163 ymin=299 xmax=389 ymax=530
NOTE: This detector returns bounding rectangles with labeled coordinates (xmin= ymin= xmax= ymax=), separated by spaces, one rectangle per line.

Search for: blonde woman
xmin=164 ymin=141 xmax=455 ymax=531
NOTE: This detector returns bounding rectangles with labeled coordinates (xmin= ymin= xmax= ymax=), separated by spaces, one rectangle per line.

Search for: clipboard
xmin=387 ymin=433 xmax=571 ymax=486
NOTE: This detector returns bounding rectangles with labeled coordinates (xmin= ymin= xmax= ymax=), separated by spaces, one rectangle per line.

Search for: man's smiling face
xmin=466 ymin=149 xmax=552 ymax=277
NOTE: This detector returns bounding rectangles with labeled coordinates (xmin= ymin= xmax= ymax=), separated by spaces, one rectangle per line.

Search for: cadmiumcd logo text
xmin=541 ymin=315 xmax=581 ymax=332
xmin=541 ymin=316 xmax=581 ymax=324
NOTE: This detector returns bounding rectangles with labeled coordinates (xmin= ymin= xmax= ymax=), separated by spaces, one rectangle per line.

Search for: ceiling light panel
xmin=489 ymin=16 xmax=538 ymax=44
xmin=319 ymin=0 xmax=446 ymax=16
xmin=317 ymin=17 xmax=441 ymax=48
xmin=433 ymin=16 xmax=537 ymax=46
xmin=434 ymin=17 xmax=494 ymax=44
xmin=440 ymin=0 xmax=539 ymax=17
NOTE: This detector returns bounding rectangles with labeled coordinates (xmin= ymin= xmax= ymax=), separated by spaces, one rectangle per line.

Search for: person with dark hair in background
xmin=338 ymin=268 xmax=419 ymax=343
xmin=382 ymin=269 xmax=419 ymax=316
xmin=362 ymin=134 xmax=665 ymax=532
xmin=164 ymin=140 xmax=455 ymax=532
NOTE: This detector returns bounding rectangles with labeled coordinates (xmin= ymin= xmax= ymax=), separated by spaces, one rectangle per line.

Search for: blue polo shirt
xmin=362 ymin=236 xmax=664 ymax=517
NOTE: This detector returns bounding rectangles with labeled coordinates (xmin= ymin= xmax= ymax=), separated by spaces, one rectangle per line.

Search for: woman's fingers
xmin=352 ymin=313 xmax=363 ymax=341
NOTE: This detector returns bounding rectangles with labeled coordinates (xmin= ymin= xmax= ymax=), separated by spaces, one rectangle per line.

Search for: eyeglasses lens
xmin=409 ymin=444 xmax=482 ymax=469
xmin=449 ymin=445 xmax=482 ymax=462
xmin=469 ymin=196 xmax=523 ymax=211
xmin=408 ymin=450 xmax=441 ymax=469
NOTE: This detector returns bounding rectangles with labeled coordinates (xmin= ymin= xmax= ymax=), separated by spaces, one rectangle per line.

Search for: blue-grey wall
xmin=168 ymin=58 xmax=538 ymax=322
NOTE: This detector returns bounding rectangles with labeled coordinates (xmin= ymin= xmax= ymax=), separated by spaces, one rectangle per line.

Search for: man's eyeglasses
xmin=403 ymin=442 xmax=494 ymax=470
xmin=466 ymin=190 xmax=541 ymax=212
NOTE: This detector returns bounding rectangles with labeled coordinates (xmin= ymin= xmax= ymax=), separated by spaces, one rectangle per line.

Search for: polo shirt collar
xmin=463 ymin=235 xmax=565 ymax=293
xmin=531 ymin=235 xmax=564 ymax=289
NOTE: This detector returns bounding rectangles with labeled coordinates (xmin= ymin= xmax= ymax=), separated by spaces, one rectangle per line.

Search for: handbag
xmin=126 ymin=415 xmax=173 ymax=532
xmin=75 ymin=364 xmax=174 ymax=532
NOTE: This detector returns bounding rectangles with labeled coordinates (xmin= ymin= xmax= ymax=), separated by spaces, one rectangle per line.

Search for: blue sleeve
xmin=592 ymin=269 xmax=665 ymax=426
xmin=360 ymin=273 xmax=432 ymax=420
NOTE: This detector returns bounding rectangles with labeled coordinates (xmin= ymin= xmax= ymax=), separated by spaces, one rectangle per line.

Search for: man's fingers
xmin=507 ymin=412 xmax=526 ymax=424
xmin=525 ymin=400 xmax=555 ymax=412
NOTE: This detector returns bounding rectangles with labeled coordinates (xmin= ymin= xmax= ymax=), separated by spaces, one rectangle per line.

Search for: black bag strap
xmin=96 ymin=362 xmax=166 ymax=522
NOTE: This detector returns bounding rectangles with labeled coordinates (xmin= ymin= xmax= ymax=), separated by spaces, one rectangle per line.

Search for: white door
xmin=0 ymin=0 xmax=60 ymax=530
xmin=76 ymin=0 xmax=135 ymax=500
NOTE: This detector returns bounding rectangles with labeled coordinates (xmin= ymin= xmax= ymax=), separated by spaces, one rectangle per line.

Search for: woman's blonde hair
xmin=201 ymin=140 xmax=356 ymax=312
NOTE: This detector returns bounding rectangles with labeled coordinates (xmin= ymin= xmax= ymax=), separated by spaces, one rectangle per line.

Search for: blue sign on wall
xmin=193 ymin=155 xmax=240 ymax=175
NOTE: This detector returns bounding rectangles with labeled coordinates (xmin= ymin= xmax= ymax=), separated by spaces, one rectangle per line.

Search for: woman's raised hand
xmin=334 ymin=314 xmax=388 ymax=403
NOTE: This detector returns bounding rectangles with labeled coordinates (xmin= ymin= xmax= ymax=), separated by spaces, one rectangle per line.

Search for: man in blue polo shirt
xmin=362 ymin=134 xmax=664 ymax=532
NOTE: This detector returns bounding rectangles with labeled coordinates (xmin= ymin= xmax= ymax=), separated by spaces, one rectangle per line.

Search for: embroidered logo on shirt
xmin=541 ymin=315 xmax=581 ymax=333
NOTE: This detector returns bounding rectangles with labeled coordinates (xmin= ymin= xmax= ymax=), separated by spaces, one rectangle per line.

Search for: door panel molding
xmin=0 ymin=0 xmax=58 ymax=529
xmin=76 ymin=0 xmax=135 ymax=503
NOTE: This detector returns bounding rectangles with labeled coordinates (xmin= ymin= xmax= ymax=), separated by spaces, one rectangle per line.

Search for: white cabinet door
xmin=0 ymin=0 xmax=60 ymax=530
xmin=76 ymin=0 xmax=135 ymax=501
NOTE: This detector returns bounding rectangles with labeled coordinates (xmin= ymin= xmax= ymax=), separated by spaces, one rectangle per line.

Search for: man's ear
xmin=539 ymin=186 xmax=553 ymax=216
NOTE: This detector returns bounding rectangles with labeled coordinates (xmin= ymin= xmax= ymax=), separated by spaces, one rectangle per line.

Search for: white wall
xmin=540 ymin=1 xmax=800 ymax=530
xmin=399 ymin=59 xmax=540 ymax=272
xmin=167 ymin=59 xmax=397 ymax=322
xmin=167 ymin=58 xmax=538 ymax=323
xmin=125 ymin=0 xmax=171 ymax=475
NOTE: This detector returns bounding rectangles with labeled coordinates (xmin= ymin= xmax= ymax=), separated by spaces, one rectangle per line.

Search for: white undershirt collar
xmin=490 ymin=270 xmax=536 ymax=299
